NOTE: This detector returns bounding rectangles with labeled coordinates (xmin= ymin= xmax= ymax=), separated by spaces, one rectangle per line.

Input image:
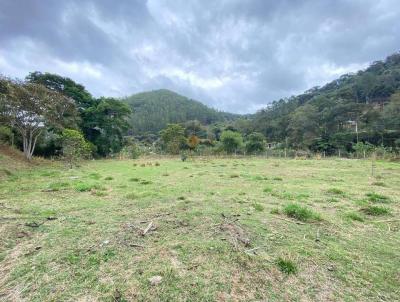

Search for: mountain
xmin=251 ymin=52 xmax=400 ymax=152
xmin=123 ymin=89 xmax=239 ymax=134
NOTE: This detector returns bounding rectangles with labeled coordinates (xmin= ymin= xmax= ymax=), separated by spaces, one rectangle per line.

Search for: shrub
xmin=361 ymin=205 xmax=391 ymax=216
xmin=61 ymin=129 xmax=91 ymax=167
xmin=129 ymin=177 xmax=140 ymax=182
xmin=104 ymin=176 xmax=114 ymax=181
xmin=220 ymin=130 xmax=243 ymax=154
xmin=230 ymin=173 xmax=240 ymax=178
xmin=283 ymin=203 xmax=321 ymax=221
xmin=366 ymin=193 xmax=391 ymax=203
xmin=0 ymin=126 xmax=13 ymax=145
xmin=120 ymin=139 xmax=141 ymax=159
xmin=245 ymin=132 xmax=266 ymax=154
xmin=276 ymin=258 xmax=297 ymax=274
xmin=273 ymin=177 xmax=283 ymax=181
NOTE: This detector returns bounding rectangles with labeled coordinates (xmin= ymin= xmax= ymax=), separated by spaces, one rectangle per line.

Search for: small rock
xmin=148 ymin=275 xmax=163 ymax=286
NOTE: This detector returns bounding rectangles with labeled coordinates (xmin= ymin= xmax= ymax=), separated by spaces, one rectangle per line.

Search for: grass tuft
xmin=372 ymin=181 xmax=386 ymax=187
xmin=125 ymin=192 xmax=138 ymax=200
xmin=74 ymin=182 xmax=99 ymax=192
xmin=283 ymin=203 xmax=321 ymax=221
xmin=276 ymin=257 xmax=297 ymax=274
xmin=361 ymin=205 xmax=391 ymax=216
xmin=345 ymin=212 xmax=364 ymax=222
xmin=366 ymin=192 xmax=391 ymax=203
xmin=104 ymin=176 xmax=114 ymax=181
xmin=253 ymin=203 xmax=264 ymax=211
xmin=263 ymin=187 xmax=273 ymax=193
xmin=327 ymin=188 xmax=345 ymax=195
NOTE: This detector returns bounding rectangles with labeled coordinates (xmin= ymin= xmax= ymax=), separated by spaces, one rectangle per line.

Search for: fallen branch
xmin=245 ymin=247 xmax=261 ymax=254
xmin=141 ymin=221 xmax=154 ymax=236
xmin=129 ymin=243 xmax=145 ymax=248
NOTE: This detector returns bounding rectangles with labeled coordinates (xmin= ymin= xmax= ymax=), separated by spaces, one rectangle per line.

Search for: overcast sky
xmin=1 ymin=0 xmax=399 ymax=113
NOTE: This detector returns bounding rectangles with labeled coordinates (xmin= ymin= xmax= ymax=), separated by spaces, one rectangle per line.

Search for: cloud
xmin=0 ymin=0 xmax=399 ymax=113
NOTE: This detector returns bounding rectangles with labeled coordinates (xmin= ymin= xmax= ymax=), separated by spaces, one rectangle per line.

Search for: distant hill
xmin=252 ymin=52 xmax=400 ymax=151
xmin=123 ymin=89 xmax=239 ymax=134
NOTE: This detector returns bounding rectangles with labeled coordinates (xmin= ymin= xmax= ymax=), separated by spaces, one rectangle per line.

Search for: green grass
xmin=327 ymin=188 xmax=345 ymax=196
xmin=0 ymin=157 xmax=399 ymax=301
xmin=276 ymin=257 xmax=298 ymax=274
xmin=361 ymin=205 xmax=391 ymax=216
xmin=283 ymin=203 xmax=321 ymax=222
xmin=366 ymin=192 xmax=391 ymax=203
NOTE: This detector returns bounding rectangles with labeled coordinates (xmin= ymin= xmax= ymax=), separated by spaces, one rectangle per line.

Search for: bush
xmin=121 ymin=139 xmax=142 ymax=159
xmin=220 ymin=130 xmax=243 ymax=154
xmin=283 ymin=203 xmax=321 ymax=221
xmin=245 ymin=132 xmax=265 ymax=154
xmin=0 ymin=126 xmax=13 ymax=145
xmin=61 ymin=129 xmax=91 ymax=167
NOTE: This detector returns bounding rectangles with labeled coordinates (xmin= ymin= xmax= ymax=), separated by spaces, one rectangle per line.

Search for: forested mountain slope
xmin=251 ymin=52 xmax=400 ymax=152
xmin=123 ymin=89 xmax=238 ymax=134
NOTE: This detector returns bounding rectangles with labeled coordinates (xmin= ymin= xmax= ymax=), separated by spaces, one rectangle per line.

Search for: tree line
xmin=0 ymin=72 xmax=131 ymax=160
xmin=1 ymin=52 xmax=400 ymax=161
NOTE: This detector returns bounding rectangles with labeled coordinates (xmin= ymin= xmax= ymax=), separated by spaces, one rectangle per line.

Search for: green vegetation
xmin=283 ymin=203 xmax=321 ymax=221
xmin=252 ymin=53 xmax=400 ymax=154
xmin=0 ymin=155 xmax=399 ymax=300
xmin=361 ymin=205 xmax=391 ymax=216
xmin=366 ymin=192 xmax=391 ymax=203
xmin=123 ymin=89 xmax=237 ymax=134
xmin=276 ymin=257 xmax=298 ymax=274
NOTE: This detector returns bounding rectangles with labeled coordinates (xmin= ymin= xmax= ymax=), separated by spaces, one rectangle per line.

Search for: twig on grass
xmin=141 ymin=221 xmax=154 ymax=236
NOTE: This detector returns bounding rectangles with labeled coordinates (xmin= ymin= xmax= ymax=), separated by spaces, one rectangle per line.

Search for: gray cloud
xmin=1 ymin=0 xmax=399 ymax=113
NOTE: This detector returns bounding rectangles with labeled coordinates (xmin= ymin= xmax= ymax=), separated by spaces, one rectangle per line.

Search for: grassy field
xmin=0 ymin=155 xmax=399 ymax=301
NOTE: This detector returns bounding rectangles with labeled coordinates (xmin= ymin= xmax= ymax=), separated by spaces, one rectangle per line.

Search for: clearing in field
xmin=0 ymin=157 xmax=399 ymax=301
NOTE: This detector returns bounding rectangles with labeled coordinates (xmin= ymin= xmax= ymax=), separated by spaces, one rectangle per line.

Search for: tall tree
xmin=0 ymin=77 xmax=77 ymax=160
xmin=83 ymin=98 xmax=132 ymax=156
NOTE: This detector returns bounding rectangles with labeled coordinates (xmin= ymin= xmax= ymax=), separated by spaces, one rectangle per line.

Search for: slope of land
xmin=1 ymin=157 xmax=399 ymax=300
xmin=252 ymin=52 xmax=400 ymax=149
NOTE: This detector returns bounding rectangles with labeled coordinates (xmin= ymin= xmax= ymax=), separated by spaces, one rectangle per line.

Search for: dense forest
xmin=123 ymin=89 xmax=238 ymax=134
xmin=246 ymin=52 xmax=400 ymax=154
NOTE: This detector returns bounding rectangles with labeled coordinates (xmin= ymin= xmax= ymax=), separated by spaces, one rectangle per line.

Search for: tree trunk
xmin=21 ymin=129 xmax=41 ymax=160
